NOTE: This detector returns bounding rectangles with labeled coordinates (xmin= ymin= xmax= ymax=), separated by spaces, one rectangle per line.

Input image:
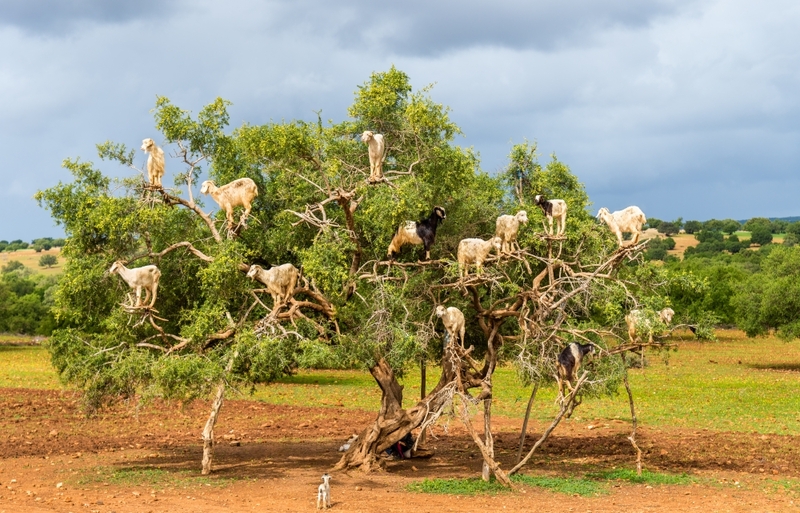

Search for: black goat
xmin=387 ymin=206 xmax=446 ymax=260
xmin=556 ymin=342 xmax=595 ymax=398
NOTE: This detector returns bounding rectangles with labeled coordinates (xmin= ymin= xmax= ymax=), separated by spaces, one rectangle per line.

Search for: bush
xmin=658 ymin=222 xmax=679 ymax=236
xmin=695 ymin=230 xmax=723 ymax=243
xmin=683 ymin=220 xmax=702 ymax=234
xmin=39 ymin=254 xmax=58 ymax=268
xmin=750 ymin=225 xmax=773 ymax=246
xmin=644 ymin=237 xmax=676 ymax=261
xmin=783 ymin=233 xmax=799 ymax=247
xmin=721 ymin=219 xmax=741 ymax=234
xmin=1 ymin=260 xmax=25 ymax=273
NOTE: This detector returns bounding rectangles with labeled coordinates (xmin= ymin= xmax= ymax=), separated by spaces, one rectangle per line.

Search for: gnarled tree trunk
xmin=335 ymin=355 xmax=456 ymax=471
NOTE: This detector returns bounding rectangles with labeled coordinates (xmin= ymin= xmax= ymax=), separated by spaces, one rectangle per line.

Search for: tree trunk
xmin=516 ymin=382 xmax=539 ymax=464
xmin=481 ymin=397 xmax=494 ymax=481
xmin=201 ymin=380 xmax=226 ymax=475
xmin=622 ymin=367 xmax=643 ymax=476
xmin=335 ymin=357 xmax=454 ymax=471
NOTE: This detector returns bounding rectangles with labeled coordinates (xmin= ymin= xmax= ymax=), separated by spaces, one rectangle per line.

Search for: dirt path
xmin=1 ymin=389 xmax=798 ymax=512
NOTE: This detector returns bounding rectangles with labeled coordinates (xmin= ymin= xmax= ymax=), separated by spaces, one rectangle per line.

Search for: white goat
xmin=200 ymin=178 xmax=258 ymax=229
xmin=435 ymin=305 xmax=466 ymax=347
xmin=246 ymin=263 xmax=299 ymax=307
xmin=109 ymin=261 xmax=161 ymax=308
xmin=534 ymin=195 xmax=567 ymax=235
xmin=141 ymin=138 xmax=165 ymax=188
xmin=361 ymin=131 xmax=387 ymax=182
xmin=626 ymin=308 xmax=675 ymax=345
xmin=457 ymin=236 xmax=502 ymax=278
xmin=596 ymin=206 xmax=647 ymax=247
xmin=317 ymin=473 xmax=332 ymax=509
xmin=495 ymin=210 xmax=528 ymax=254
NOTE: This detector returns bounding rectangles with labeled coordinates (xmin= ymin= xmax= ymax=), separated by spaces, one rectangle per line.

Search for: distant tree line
xmin=635 ymin=215 xmax=800 ymax=337
xmin=0 ymin=237 xmax=66 ymax=253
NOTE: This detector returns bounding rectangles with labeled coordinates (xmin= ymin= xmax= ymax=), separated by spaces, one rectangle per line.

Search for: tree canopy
xmin=37 ymin=67 xmax=685 ymax=481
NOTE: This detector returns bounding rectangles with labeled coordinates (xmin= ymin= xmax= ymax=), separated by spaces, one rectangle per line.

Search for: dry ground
xmin=2 ymin=389 xmax=799 ymax=512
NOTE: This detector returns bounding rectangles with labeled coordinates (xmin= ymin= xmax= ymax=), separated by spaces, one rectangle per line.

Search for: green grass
xmin=586 ymin=468 xmax=695 ymax=485
xmin=408 ymin=469 xmax=691 ymax=496
xmin=0 ymin=343 xmax=61 ymax=389
xmin=78 ymin=467 xmax=233 ymax=488
xmin=511 ymin=474 xmax=607 ymax=496
xmin=3 ymin=330 xmax=800 ymax=435
xmin=406 ymin=477 xmax=508 ymax=495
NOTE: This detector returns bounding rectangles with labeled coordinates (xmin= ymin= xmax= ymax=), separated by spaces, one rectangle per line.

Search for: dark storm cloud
xmin=279 ymin=0 xmax=685 ymax=55
xmin=0 ymin=0 xmax=175 ymax=34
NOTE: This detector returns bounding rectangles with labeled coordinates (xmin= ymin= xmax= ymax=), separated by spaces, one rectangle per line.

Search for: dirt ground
xmin=2 ymin=388 xmax=799 ymax=512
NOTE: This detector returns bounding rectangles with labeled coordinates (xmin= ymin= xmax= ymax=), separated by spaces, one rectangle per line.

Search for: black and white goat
xmin=534 ymin=195 xmax=568 ymax=236
xmin=387 ymin=206 xmax=446 ymax=260
xmin=556 ymin=342 xmax=595 ymax=399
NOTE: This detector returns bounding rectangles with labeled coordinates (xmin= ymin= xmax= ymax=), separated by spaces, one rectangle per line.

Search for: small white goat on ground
xmin=109 ymin=261 xmax=161 ymax=308
xmin=141 ymin=138 xmax=165 ymax=188
xmin=317 ymin=473 xmax=332 ymax=509
xmin=534 ymin=195 xmax=567 ymax=235
xmin=457 ymin=236 xmax=502 ymax=278
xmin=435 ymin=305 xmax=466 ymax=347
xmin=626 ymin=308 xmax=675 ymax=345
xmin=200 ymin=178 xmax=258 ymax=230
xmin=246 ymin=263 xmax=299 ymax=308
xmin=361 ymin=131 xmax=387 ymax=182
xmin=495 ymin=210 xmax=528 ymax=253
xmin=596 ymin=206 xmax=647 ymax=247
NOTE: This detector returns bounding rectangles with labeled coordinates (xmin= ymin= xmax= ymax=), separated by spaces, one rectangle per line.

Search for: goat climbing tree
xmin=37 ymin=67 xmax=686 ymax=481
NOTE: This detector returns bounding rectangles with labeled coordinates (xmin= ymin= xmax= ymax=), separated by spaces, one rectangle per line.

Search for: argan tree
xmin=37 ymin=67 xmax=679 ymax=482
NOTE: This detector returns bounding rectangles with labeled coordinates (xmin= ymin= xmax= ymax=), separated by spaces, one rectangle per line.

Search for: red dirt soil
xmin=1 ymin=388 xmax=798 ymax=512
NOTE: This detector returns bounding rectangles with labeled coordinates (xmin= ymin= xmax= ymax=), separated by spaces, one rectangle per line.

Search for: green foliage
xmin=750 ymin=225 xmax=773 ymax=246
xmin=2 ymin=260 xmax=25 ymax=273
xmin=0 ymin=266 xmax=58 ymax=335
xmin=683 ymin=220 xmax=702 ymax=234
xmin=39 ymin=254 xmax=58 ymax=268
xmin=743 ymin=217 xmax=771 ymax=233
xmin=645 ymin=237 xmax=676 ymax=261
xmin=646 ymin=218 xmax=662 ymax=229
xmin=732 ymin=245 xmax=800 ymax=339
xmin=657 ymin=221 xmax=679 ymax=236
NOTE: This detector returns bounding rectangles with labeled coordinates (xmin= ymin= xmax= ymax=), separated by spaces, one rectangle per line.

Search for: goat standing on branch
xmin=109 ymin=261 xmax=161 ymax=308
xmin=556 ymin=342 xmax=595 ymax=400
xmin=200 ymin=178 xmax=258 ymax=230
xmin=626 ymin=307 xmax=675 ymax=345
xmin=435 ymin=305 xmax=466 ymax=347
xmin=141 ymin=138 xmax=165 ymax=188
xmin=596 ymin=206 xmax=647 ymax=247
xmin=457 ymin=236 xmax=501 ymax=278
xmin=246 ymin=263 xmax=299 ymax=308
xmin=534 ymin=195 xmax=567 ymax=236
xmin=495 ymin=210 xmax=528 ymax=253
xmin=361 ymin=131 xmax=387 ymax=183
xmin=387 ymin=206 xmax=446 ymax=261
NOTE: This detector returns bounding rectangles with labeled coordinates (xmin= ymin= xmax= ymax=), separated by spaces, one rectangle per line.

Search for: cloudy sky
xmin=1 ymin=0 xmax=798 ymax=240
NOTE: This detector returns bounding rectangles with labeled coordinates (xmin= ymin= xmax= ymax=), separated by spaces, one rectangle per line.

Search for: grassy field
xmin=0 ymin=247 xmax=62 ymax=275
xmin=2 ymin=329 xmax=799 ymax=435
